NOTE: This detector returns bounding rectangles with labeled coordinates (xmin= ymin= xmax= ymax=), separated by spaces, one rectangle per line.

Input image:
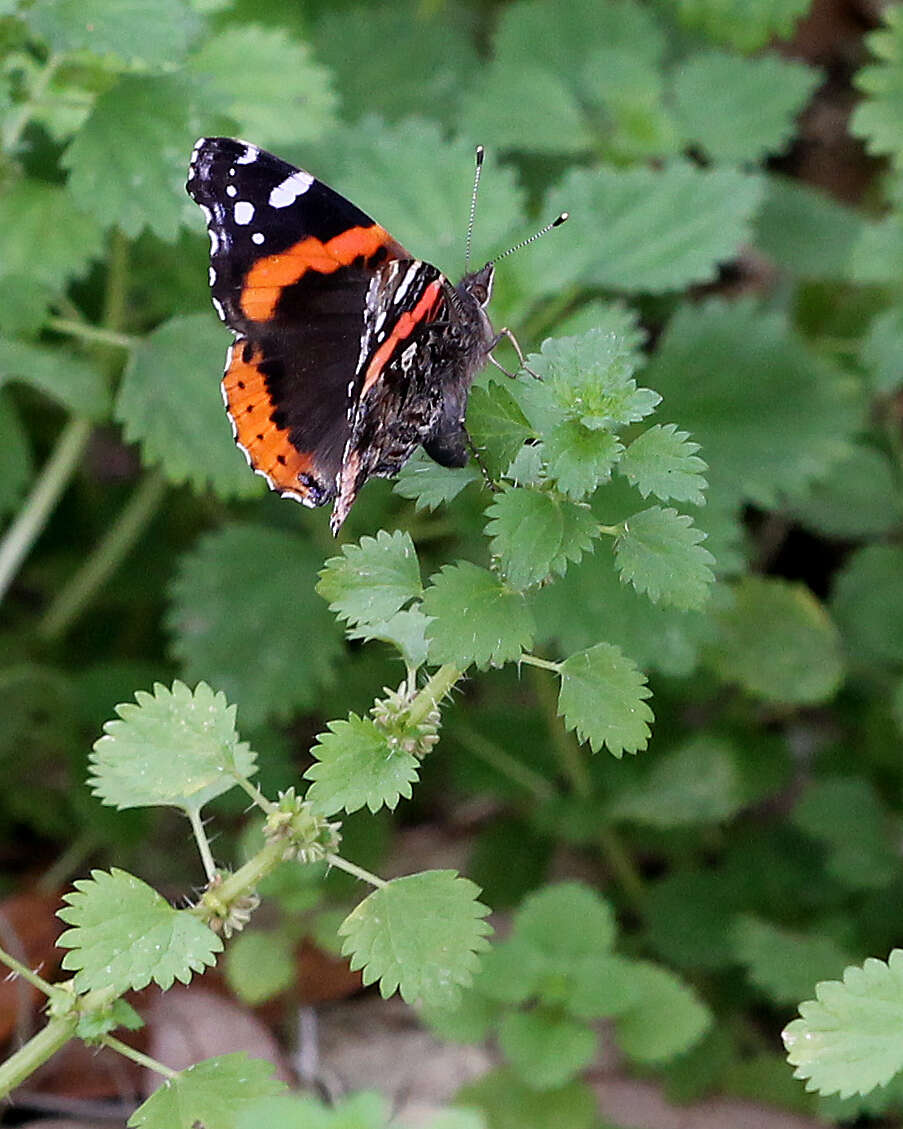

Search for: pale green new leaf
xmin=618 ymin=424 xmax=707 ymax=506
xmin=89 ymin=680 xmax=255 ymax=813
xmin=557 ymin=642 xmax=653 ymax=757
xmin=673 ymin=51 xmax=818 ymax=165
xmin=733 ymin=916 xmax=854 ymax=1006
xmin=394 ymin=449 xmax=481 ymax=512
xmin=667 ymin=0 xmax=810 ymax=52
xmin=339 ymin=870 xmax=492 ymax=1007
xmin=0 ymin=337 xmax=108 ymax=419
xmin=423 ymin=562 xmax=535 ymax=669
xmin=317 ymin=530 xmax=422 ymax=629
xmin=710 ymin=577 xmax=844 ymax=705
xmin=485 ymin=488 xmax=599 ymax=590
xmin=167 ymin=525 xmax=343 ymax=726
xmin=57 ymin=868 xmax=222 ymax=993
xmin=499 ymin=1009 xmax=596 ymax=1089
xmin=615 ymin=961 xmax=711 ymax=1063
xmin=116 ymin=315 xmax=262 ymax=498
xmin=128 ymin=1053 xmax=286 ymax=1128
xmin=0 ymin=182 xmax=103 ymax=288
xmin=783 ymin=950 xmax=903 ymax=1098
xmin=189 ymin=25 xmax=336 ymax=149
xmin=852 ymin=6 xmax=903 ymax=166
xmin=614 ymin=507 xmax=715 ymax=610
xmin=305 ymin=714 xmax=419 ymax=815
xmin=225 ymin=930 xmax=295 ymax=1006
xmin=543 ymin=421 xmax=623 ymax=500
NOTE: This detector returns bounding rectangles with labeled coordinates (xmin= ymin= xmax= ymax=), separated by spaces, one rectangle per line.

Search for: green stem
xmin=102 ymin=229 xmax=130 ymax=339
xmin=597 ymin=825 xmax=647 ymax=914
xmin=325 ymin=854 xmax=387 ymax=889
xmin=407 ymin=663 xmax=462 ymax=727
xmin=453 ymin=722 xmax=557 ymax=803
xmin=39 ymin=470 xmax=168 ymax=640
xmin=234 ymin=775 xmax=277 ymax=813
xmin=46 ymin=317 xmax=137 ymax=352
xmin=102 ymin=1035 xmax=178 ymax=1080
xmin=597 ymin=524 xmax=621 ymax=537
xmin=0 ymin=1015 xmax=77 ymax=1098
xmin=0 ymin=945 xmax=55 ymax=997
xmin=519 ymin=652 xmax=561 ymax=673
xmin=527 ymin=664 xmax=592 ymax=799
xmin=38 ymin=831 xmax=99 ymax=893
xmin=204 ymin=839 xmax=288 ymax=908
xmin=188 ymin=809 xmax=218 ymax=882
xmin=0 ymin=417 xmax=93 ymax=605
xmin=2 ymin=53 xmax=62 ymax=152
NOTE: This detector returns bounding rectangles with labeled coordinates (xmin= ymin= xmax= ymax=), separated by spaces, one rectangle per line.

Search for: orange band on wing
xmin=223 ymin=341 xmax=317 ymax=498
xmin=241 ymin=224 xmax=397 ymax=322
xmin=362 ymin=279 xmax=443 ymax=395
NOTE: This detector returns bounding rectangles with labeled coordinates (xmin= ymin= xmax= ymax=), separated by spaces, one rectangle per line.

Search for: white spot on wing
xmin=234 ymin=201 xmax=254 ymax=225
xmin=226 ymin=185 xmax=237 ymax=198
xmin=236 ymin=144 xmax=259 ymax=165
xmin=269 ymin=170 xmax=314 ymax=208
xmin=251 ymin=232 xmax=265 ymax=245
xmin=209 ymin=266 xmax=216 ymax=285
xmin=212 ymin=297 xmax=226 ymax=321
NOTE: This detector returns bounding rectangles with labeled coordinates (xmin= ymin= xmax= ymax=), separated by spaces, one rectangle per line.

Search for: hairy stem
xmin=325 ymin=854 xmax=387 ymax=889
xmin=453 ymin=721 xmax=557 ymax=802
xmin=102 ymin=1035 xmax=178 ymax=1080
xmin=188 ymin=809 xmax=218 ymax=883
xmin=0 ymin=1015 xmax=78 ymax=1098
xmin=407 ymin=663 xmax=462 ymax=727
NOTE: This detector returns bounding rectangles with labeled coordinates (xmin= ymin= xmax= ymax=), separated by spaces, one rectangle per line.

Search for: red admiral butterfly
xmin=187 ymin=138 xmax=565 ymax=533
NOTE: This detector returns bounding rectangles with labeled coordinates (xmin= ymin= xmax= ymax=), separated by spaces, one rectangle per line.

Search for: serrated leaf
xmin=349 ymin=608 xmax=431 ymax=672
xmin=393 ymin=449 xmax=481 ymax=512
xmin=57 ymin=868 xmax=222 ymax=993
xmin=63 ymin=74 xmax=199 ymax=241
xmin=614 ymin=507 xmax=714 ymax=610
xmin=167 ymin=525 xmax=343 ymax=727
xmin=644 ymin=298 xmax=863 ymax=509
xmin=0 ymin=336 xmax=108 ymax=419
xmin=89 ymin=680 xmax=255 ymax=813
xmin=225 ymin=929 xmax=295 ymax=1006
xmin=754 ymin=175 xmax=865 ymax=279
xmin=499 ymin=1009 xmax=596 ymax=1090
xmin=543 ymin=420 xmax=623 ymax=499
xmin=27 ymin=0 xmax=200 ymax=67
xmin=128 ymin=1053 xmax=286 ymax=1128
xmin=339 ymin=870 xmax=491 ymax=1007
xmin=189 ymin=25 xmax=336 ymax=149
xmin=609 ymin=736 xmax=742 ymax=828
xmin=466 ymin=380 xmax=534 ymax=477
xmin=733 ymin=916 xmax=855 ymax=1006
xmin=615 ymin=961 xmax=711 ymax=1064
xmin=710 ymin=576 xmax=844 ymax=705
xmin=618 ymin=424 xmax=707 ymax=506
xmin=862 ymin=305 xmax=903 ymax=395
xmin=783 ymin=950 xmax=903 ymax=1098
xmin=668 ymin=0 xmax=810 ymax=52
xmin=116 ymin=315 xmax=264 ymax=498
xmin=423 ymin=562 xmax=535 ymax=670
xmin=831 ymin=545 xmax=903 ymax=666
xmin=673 ymin=51 xmax=818 ymax=164
xmin=0 ymin=182 xmax=103 ymax=288
xmin=852 ymin=6 xmax=903 ymax=166
xmin=485 ymin=488 xmax=599 ymax=590
xmin=557 ymin=642 xmax=653 ymax=757
xmin=512 ymin=161 xmax=764 ymax=299
xmin=317 ymin=530 xmax=422 ymax=629
xmin=305 ymin=714 xmax=419 ymax=816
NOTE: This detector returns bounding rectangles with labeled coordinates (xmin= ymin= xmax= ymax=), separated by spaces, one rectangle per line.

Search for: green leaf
xmin=317 ymin=530 xmax=422 ymax=630
xmin=455 ymin=1067 xmax=597 ymax=1129
xmin=644 ymin=298 xmax=862 ymax=509
xmin=609 ymin=736 xmax=742 ymax=828
xmin=349 ymin=608 xmax=431 ymax=672
xmin=793 ymin=777 xmax=898 ymax=890
xmin=89 ymin=680 xmax=255 ymax=813
xmin=614 ymin=506 xmax=715 ymax=610
xmin=783 ymin=950 xmax=903 ymax=1098
xmin=832 ymin=545 xmax=903 ymax=666
xmin=394 ymin=449 xmax=481 ymax=512
xmin=615 ymin=961 xmax=712 ymax=1064
xmin=63 ymin=74 xmax=199 ymax=241
xmin=733 ymin=916 xmax=855 ymax=1006
xmin=543 ymin=420 xmax=623 ymax=500
xmin=0 ymin=336 xmax=108 ymax=419
xmin=225 ymin=929 xmax=295 ymax=1006
xmin=568 ymin=952 xmax=642 ymax=1019
xmin=485 ymin=488 xmax=599 ymax=590
xmin=0 ymin=275 xmax=55 ymax=337
xmin=167 ymin=525 xmax=343 ymax=727
xmin=116 ymin=315 xmax=264 ymax=498
xmin=57 ymin=868 xmax=222 ymax=993
xmin=709 ymin=577 xmax=844 ymax=705
xmin=128 ymin=1053 xmax=286 ymax=1128
xmin=0 ymin=182 xmax=103 ymax=288
xmin=668 ymin=0 xmax=810 ymax=52
xmin=618 ymin=424 xmax=707 ymax=506
xmin=189 ymin=25 xmax=336 ymax=149
xmin=0 ymin=391 xmax=31 ymax=517
xmin=339 ymin=870 xmax=491 ymax=1007
xmin=27 ymin=0 xmax=200 ymax=67
xmin=234 ymin=1092 xmax=391 ymax=1129
xmin=512 ymin=161 xmax=764 ymax=298
xmin=788 ymin=445 xmax=903 ymax=539
xmin=557 ymin=642 xmax=653 ymax=757
xmin=852 ymin=6 xmax=903 ymax=166
xmin=862 ymin=305 xmax=903 ymax=395
xmin=753 ymin=176 xmax=865 ymax=279
xmin=672 ymin=51 xmax=818 ymax=165
xmin=514 ymin=882 xmax=616 ymax=959
xmin=850 ymin=212 xmax=903 ymax=284
xmin=499 ymin=1009 xmax=596 ymax=1090
xmin=466 ymin=380 xmax=534 ymax=478
xmin=423 ymin=562 xmax=535 ymax=670
xmin=305 ymin=714 xmax=419 ymax=815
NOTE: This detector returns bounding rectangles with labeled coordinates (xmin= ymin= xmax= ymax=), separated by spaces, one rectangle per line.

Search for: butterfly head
xmin=459 ymin=263 xmax=494 ymax=309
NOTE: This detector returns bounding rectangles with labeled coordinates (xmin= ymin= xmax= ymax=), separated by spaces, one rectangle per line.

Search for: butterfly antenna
xmin=464 ymin=145 xmax=485 ymax=274
xmin=489 ymin=211 xmax=569 ymax=266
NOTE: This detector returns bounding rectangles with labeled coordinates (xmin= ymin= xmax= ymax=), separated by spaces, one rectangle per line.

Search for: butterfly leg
xmin=488 ymin=326 xmax=540 ymax=380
